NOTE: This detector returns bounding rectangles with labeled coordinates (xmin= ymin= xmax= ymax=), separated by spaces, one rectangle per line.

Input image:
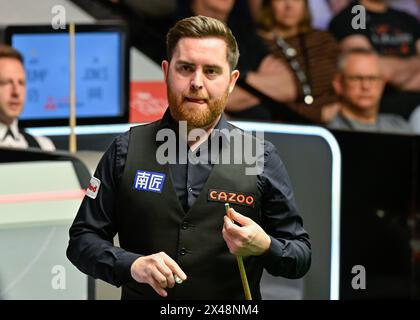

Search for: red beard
xmin=167 ymin=87 xmax=228 ymax=130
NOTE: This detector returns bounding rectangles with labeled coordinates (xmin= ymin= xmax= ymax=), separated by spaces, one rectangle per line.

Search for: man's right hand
xmin=130 ymin=252 xmax=187 ymax=297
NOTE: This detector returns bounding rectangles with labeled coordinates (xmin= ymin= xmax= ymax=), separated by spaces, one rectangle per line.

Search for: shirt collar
xmin=0 ymin=119 xmax=20 ymax=140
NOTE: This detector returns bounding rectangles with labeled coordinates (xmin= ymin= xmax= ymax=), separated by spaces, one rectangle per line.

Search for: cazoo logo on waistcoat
xmin=208 ymin=189 xmax=255 ymax=208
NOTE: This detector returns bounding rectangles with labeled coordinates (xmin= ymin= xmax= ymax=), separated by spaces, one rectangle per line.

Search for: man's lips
xmin=8 ymin=101 xmax=21 ymax=109
xmin=185 ymin=97 xmax=207 ymax=104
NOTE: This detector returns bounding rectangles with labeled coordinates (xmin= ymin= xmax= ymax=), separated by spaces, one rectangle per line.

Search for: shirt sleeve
xmin=258 ymin=141 xmax=312 ymax=279
xmin=66 ymin=132 xmax=142 ymax=287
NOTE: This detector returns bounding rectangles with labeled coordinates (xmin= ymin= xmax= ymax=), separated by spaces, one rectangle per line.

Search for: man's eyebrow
xmin=175 ymin=61 xmax=223 ymax=70
xmin=204 ymin=64 xmax=223 ymax=71
xmin=176 ymin=60 xmax=195 ymax=67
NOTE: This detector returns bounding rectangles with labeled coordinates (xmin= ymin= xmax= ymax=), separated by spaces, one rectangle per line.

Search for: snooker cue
xmin=225 ymin=203 xmax=252 ymax=300
xmin=69 ymin=22 xmax=77 ymax=154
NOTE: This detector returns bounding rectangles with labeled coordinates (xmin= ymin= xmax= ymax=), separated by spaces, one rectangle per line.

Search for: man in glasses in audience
xmin=328 ymin=0 xmax=420 ymax=122
xmin=328 ymin=48 xmax=412 ymax=133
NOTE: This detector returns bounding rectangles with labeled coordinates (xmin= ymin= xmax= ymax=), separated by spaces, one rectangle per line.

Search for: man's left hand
xmin=222 ymin=208 xmax=271 ymax=256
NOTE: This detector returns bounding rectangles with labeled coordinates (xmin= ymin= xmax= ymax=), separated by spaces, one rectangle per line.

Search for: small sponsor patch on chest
xmin=133 ymin=170 xmax=166 ymax=193
xmin=208 ymin=189 xmax=255 ymax=208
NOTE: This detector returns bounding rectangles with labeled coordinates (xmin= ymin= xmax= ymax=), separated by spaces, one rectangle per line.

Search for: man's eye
xmin=205 ymin=68 xmax=219 ymax=76
xmin=181 ymin=65 xmax=192 ymax=72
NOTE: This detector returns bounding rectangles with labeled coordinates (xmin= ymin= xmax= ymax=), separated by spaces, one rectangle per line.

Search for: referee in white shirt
xmin=0 ymin=44 xmax=55 ymax=151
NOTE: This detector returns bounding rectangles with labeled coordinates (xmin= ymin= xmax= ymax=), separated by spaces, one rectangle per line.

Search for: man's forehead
xmin=344 ymin=55 xmax=380 ymax=73
xmin=0 ymin=58 xmax=25 ymax=74
xmin=0 ymin=58 xmax=23 ymax=66
xmin=176 ymin=36 xmax=227 ymax=47
xmin=173 ymin=37 xmax=228 ymax=62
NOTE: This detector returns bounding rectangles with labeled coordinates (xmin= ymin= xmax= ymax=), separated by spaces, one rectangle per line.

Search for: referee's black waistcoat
xmin=117 ymin=120 xmax=264 ymax=299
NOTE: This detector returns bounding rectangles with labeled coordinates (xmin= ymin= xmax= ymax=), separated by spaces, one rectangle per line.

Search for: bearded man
xmin=67 ymin=15 xmax=311 ymax=300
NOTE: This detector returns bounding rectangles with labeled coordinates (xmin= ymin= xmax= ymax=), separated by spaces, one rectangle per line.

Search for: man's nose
xmin=190 ymin=71 xmax=204 ymax=90
xmin=285 ymin=0 xmax=293 ymax=8
xmin=11 ymin=81 xmax=21 ymax=96
xmin=361 ymin=81 xmax=371 ymax=90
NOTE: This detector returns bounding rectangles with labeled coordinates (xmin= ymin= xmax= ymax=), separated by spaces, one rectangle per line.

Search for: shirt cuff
xmin=260 ymin=235 xmax=284 ymax=261
xmin=114 ymin=251 xmax=143 ymax=285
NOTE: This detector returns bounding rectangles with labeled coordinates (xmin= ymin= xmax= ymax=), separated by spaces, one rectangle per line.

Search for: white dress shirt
xmin=0 ymin=119 xmax=55 ymax=151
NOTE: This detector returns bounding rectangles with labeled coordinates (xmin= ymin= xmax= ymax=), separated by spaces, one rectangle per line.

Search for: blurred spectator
xmin=175 ymin=0 xmax=301 ymax=122
xmin=329 ymin=48 xmax=412 ymax=133
xmin=257 ymin=0 xmax=341 ymax=123
xmin=328 ymin=0 xmax=420 ymax=120
xmin=329 ymin=0 xmax=420 ymax=58
xmin=0 ymin=45 xmax=55 ymax=150
xmin=310 ymin=0 xmax=351 ymax=30
xmin=123 ymin=0 xmax=176 ymax=17
xmin=310 ymin=0 xmax=419 ymax=31
xmin=325 ymin=0 xmax=352 ymax=14
xmin=389 ymin=0 xmax=420 ymax=21
xmin=247 ymin=0 xmax=264 ymax=22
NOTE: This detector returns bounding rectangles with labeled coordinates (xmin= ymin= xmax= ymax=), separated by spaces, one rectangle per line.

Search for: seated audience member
xmin=329 ymin=48 xmax=412 ymax=133
xmin=176 ymin=0 xmax=300 ymax=122
xmin=257 ymin=0 xmax=341 ymax=123
xmin=328 ymin=0 xmax=420 ymax=119
xmin=309 ymin=0 xmax=351 ymax=30
xmin=389 ymin=0 xmax=420 ymax=21
xmin=309 ymin=0 xmax=420 ymax=31
xmin=123 ymin=0 xmax=176 ymax=17
xmin=0 ymin=45 xmax=55 ymax=151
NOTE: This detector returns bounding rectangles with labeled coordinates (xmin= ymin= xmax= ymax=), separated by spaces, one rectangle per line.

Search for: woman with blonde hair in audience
xmin=257 ymin=0 xmax=341 ymax=123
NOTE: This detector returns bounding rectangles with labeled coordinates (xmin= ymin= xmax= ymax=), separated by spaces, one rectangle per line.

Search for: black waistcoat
xmin=117 ymin=121 xmax=263 ymax=299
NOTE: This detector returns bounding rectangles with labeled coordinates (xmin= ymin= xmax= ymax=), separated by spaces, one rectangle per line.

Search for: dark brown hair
xmin=166 ymin=15 xmax=239 ymax=70
xmin=0 ymin=44 xmax=24 ymax=64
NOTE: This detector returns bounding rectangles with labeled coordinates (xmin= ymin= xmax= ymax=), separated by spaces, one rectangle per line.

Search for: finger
xmin=222 ymin=222 xmax=230 ymax=243
xmin=149 ymin=277 xmax=168 ymax=298
xmin=230 ymin=209 xmax=252 ymax=226
xmin=161 ymin=253 xmax=187 ymax=281
xmin=151 ymin=266 xmax=168 ymax=289
xmin=224 ymin=215 xmax=241 ymax=233
xmin=222 ymin=223 xmax=240 ymax=247
xmin=222 ymin=222 xmax=230 ymax=241
xmin=226 ymin=208 xmax=235 ymax=221
xmin=156 ymin=263 xmax=176 ymax=288
xmin=222 ymin=228 xmax=234 ymax=246
xmin=222 ymin=228 xmax=239 ymax=254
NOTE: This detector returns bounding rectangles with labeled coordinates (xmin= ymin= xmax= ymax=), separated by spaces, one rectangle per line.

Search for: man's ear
xmin=228 ymin=70 xmax=240 ymax=94
xmin=162 ymin=60 xmax=169 ymax=82
xmin=332 ymin=73 xmax=343 ymax=96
